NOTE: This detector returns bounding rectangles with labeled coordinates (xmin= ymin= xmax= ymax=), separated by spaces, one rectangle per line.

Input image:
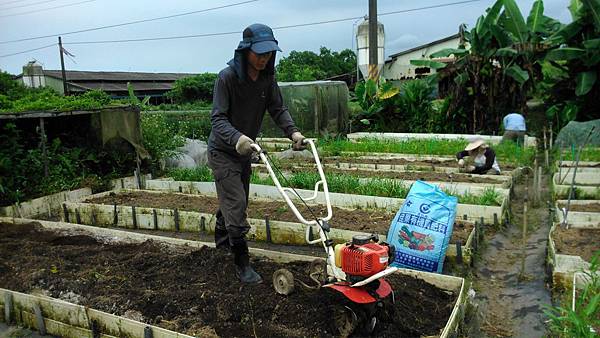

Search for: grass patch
xmin=166 ymin=167 xmax=213 ymax=182
xmin=317 ymin=138 xmax=535 ymax=166
xmin=560 ymin=147 xmax=600 ymax=162
xmin=164 ymin=165 xmax=502 ymax=206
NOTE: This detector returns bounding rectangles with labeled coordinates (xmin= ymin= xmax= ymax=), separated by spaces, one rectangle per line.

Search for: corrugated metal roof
xmin=386 ymin=34 xmax=460 ymax=61
xmin=69 ymin=81 xmax=176 ymax=92
xmin=42 ymin=70 xmax=196 ymax=81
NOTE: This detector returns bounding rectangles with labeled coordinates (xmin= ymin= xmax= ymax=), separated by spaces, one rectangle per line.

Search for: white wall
xmin=383 ymin=37 xmax=461 ymax=80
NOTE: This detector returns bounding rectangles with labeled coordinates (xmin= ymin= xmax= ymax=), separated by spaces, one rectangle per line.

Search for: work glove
xmin=291 ymin=131 xmax=307 ymax=151
xmin=235 ymin=134 xmax=254 ymax=156
xmin=458 ymin=159 xmax=465 ymax=168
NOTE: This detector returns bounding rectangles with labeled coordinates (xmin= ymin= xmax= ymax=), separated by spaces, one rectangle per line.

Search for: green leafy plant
xmin=127 ymin=82 xmax=150 ymax=108
xmin=545 ymin=251 xmax=600 ymax=337
xmin=276 ymin=47 xmax=356 ymax=82
xmin=140 ymin=113 xmax=185 ymax=169
xmin=167 ymin=166 xmax=213 ymax=182
xmin=166 ymin=73 xmax=217 ymax=103
xmin=0 ymin=122 xmax=132 ymax=205
xmin=352 ymin=78 xmax=400 ymax=130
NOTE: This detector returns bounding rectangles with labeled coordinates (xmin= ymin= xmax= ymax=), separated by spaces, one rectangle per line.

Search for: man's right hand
xmin=458 ymin=159 xmax=465 ymax=167
xmin=235 ymin=135 xmax=254 ymax=156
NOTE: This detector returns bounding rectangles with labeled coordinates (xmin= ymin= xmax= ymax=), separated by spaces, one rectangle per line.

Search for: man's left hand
xmin=291 ymin=132 xmax=307 ymax=151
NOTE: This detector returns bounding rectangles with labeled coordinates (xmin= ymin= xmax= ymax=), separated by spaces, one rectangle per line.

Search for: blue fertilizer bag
xmin=386 ymin=180 xmax=457 ymax=273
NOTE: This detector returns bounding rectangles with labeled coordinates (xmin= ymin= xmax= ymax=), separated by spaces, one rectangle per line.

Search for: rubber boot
xmin=214 ymin=223 xmax=231 ymax=253
xmin=232 ymin=243 xmax=262 ymax=284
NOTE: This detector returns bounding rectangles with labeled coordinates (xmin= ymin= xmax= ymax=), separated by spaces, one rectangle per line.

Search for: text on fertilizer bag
xmin=397 ymin=212 xmax=449 ymax=235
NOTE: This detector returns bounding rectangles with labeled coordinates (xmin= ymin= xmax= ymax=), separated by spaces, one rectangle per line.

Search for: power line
xmin=0 ymin=0 xmax=482 ymax=58
xmin=0 ymin=0 xmax=259 ymax=44
xmin=0 ymin=0 xmax=96 ymax=19
xmin=64 ymin=0 xmax=482 ymax=45
xmin=0 ymin=0 xmax=31 ymax=6
xmin=0 ymin=0 xmax=62 ymax=10
xmin=0 ymin=43 xmax=55 ymax=57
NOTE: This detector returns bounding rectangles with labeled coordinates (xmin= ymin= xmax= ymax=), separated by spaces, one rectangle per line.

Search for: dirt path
xmin=468 ymin=167 xmax=553 ymax=337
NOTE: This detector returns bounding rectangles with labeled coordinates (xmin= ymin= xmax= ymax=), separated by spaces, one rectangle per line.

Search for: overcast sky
xmin=0 ymin=0 xmax=572 ymax=75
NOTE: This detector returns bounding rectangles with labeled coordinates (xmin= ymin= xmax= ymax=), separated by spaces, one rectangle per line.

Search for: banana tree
xmin=353 ymin=78 xmax=400 ymax=131
xmin=414 ymin=0 xmax=557 ymax=133
xmin=543 ymin=0 xmax=600 ymax=128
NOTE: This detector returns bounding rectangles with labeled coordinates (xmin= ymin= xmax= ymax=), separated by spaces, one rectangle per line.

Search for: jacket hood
xmin=227 ymin=23 xmax=279 ymax=81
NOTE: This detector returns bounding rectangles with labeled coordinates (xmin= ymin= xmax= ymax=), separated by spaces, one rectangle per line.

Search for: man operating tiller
xmin=207 ymin=23 xmax=306 ymax=284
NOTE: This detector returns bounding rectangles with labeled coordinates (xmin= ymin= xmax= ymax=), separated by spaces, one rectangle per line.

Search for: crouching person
xmin=456 ymin=138 xmax=501 ymax=175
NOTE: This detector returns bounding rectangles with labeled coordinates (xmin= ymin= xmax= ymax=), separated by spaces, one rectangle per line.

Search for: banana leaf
xmin=502 ymin=0 xmax=529 ymax=43
xmin=575 ymin=71 xmax=597 ymax=96
xmin=429 ymin=48 xmax=468 ymax=58
xmin=546 ymin=21 xmax=583 ymax=45
xmin=410 ymin=59 xmax=447 ymax=69
xmin=505 ymin=64 xmax=530 ymax=85
xmin=482 ymin=0 xmax=505 ymax=30
xmin=496 ymin=47 xmax=519 ymax=56
xmin=569 ymin=0 xmax=584 ymax=21
xmin=583 ymin=38 xmax=600 ymax=50
xmin=546 ymin=47 xmax=586 ymax=61
xmin=491 ymin=25 xmax=513 ymax=47
xmin=581 ymin=0 xmax=600 ymax=32
xmin=527 ymin=0 xmax=545 ymax=33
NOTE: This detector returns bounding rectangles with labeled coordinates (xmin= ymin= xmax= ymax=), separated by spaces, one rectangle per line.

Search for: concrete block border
xmin=547 ymin=222 xmax=595 ymax=290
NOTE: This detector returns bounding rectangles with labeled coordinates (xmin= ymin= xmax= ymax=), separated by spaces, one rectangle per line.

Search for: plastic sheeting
xmin=260 ymin=81 xmax=349 ymax=138
xmin=555 ymin=119 xmax=600 ymax=148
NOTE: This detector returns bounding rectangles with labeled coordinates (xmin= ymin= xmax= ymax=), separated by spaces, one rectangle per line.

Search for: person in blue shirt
xmin=502 ymin=112 xmax=526 ymax=146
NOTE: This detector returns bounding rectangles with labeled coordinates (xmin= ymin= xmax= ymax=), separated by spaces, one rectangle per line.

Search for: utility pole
xmin=368 ymin=0 xmax=378 ymax=80
xmin=58 ymin=36 xmax=68 ymax=95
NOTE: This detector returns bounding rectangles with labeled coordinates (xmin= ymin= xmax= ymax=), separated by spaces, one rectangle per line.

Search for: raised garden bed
xmin=552 ymin=226 xmax=600 ymax=263
xmin=557 ymin=201 xmax=600 ymax=212
xmin=547 ymin=223 xmax=599 ymax=290
xmin=255 ymin=164 xmax=510 ymax=185
xmin=0 ymin=218 xmax=466 ymax=337
xmin=82 ymin=190 xmax=474 ymax=245
xmin=276 ymin=155 xmax=518 ymax=172
xmin=145 ymin=180 xmax=506 ymax=225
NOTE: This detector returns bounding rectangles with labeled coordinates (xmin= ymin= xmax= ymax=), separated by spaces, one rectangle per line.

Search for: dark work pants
xmin=207 ymin=150 xmax=252 ymax=251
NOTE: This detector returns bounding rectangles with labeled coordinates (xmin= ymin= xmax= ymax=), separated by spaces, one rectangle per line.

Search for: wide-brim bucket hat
xmin=465 ymin=138 xmax=485 ymax=151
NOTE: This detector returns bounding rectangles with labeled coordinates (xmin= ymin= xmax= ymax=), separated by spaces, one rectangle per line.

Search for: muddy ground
xmin=557 ymin=202 xmax=600 ymax=212
xmin=0 ymin=222 xmax=458 ymax=337
xmin=86 ymin=191 xmax=473 ymax=244
xmin=553 ymin=227 xmax=600 ymax=262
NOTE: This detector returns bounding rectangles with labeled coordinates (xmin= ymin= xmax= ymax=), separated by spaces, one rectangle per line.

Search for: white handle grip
xmin=251 ymin=140 xmax=332 ymax=227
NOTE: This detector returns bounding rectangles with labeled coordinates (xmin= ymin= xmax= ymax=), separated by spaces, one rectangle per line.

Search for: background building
xmin=15 ymin=61 xmax=194 ymax=103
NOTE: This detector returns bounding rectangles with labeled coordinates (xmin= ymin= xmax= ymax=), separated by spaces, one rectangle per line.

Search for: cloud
xmin=386 ymin=34 xmax=421 ymax=55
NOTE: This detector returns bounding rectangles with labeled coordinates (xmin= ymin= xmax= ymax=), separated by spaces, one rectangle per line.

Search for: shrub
xmin=167 ymin=73 xmax=217 ymax=103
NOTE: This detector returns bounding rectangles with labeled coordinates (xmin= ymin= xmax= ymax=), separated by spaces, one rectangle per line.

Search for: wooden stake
xmin=520 ymin=177 xmax=528 ymax=279
xmin=544 ymin=127 xmax=549 ymax=167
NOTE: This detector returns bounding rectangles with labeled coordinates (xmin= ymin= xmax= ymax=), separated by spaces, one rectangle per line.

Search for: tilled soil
xmin=0 ymin=222 xmax=458 ymax=337
xmin=553 ymin=227 xmax=600 ymax=262
xmin=557 ymin=202 xmax=600 ymax=212
xmin=86 ymin=191 xmax=473 ymax=244
xmin=267 ymin=163 xmax=506 ymax=184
